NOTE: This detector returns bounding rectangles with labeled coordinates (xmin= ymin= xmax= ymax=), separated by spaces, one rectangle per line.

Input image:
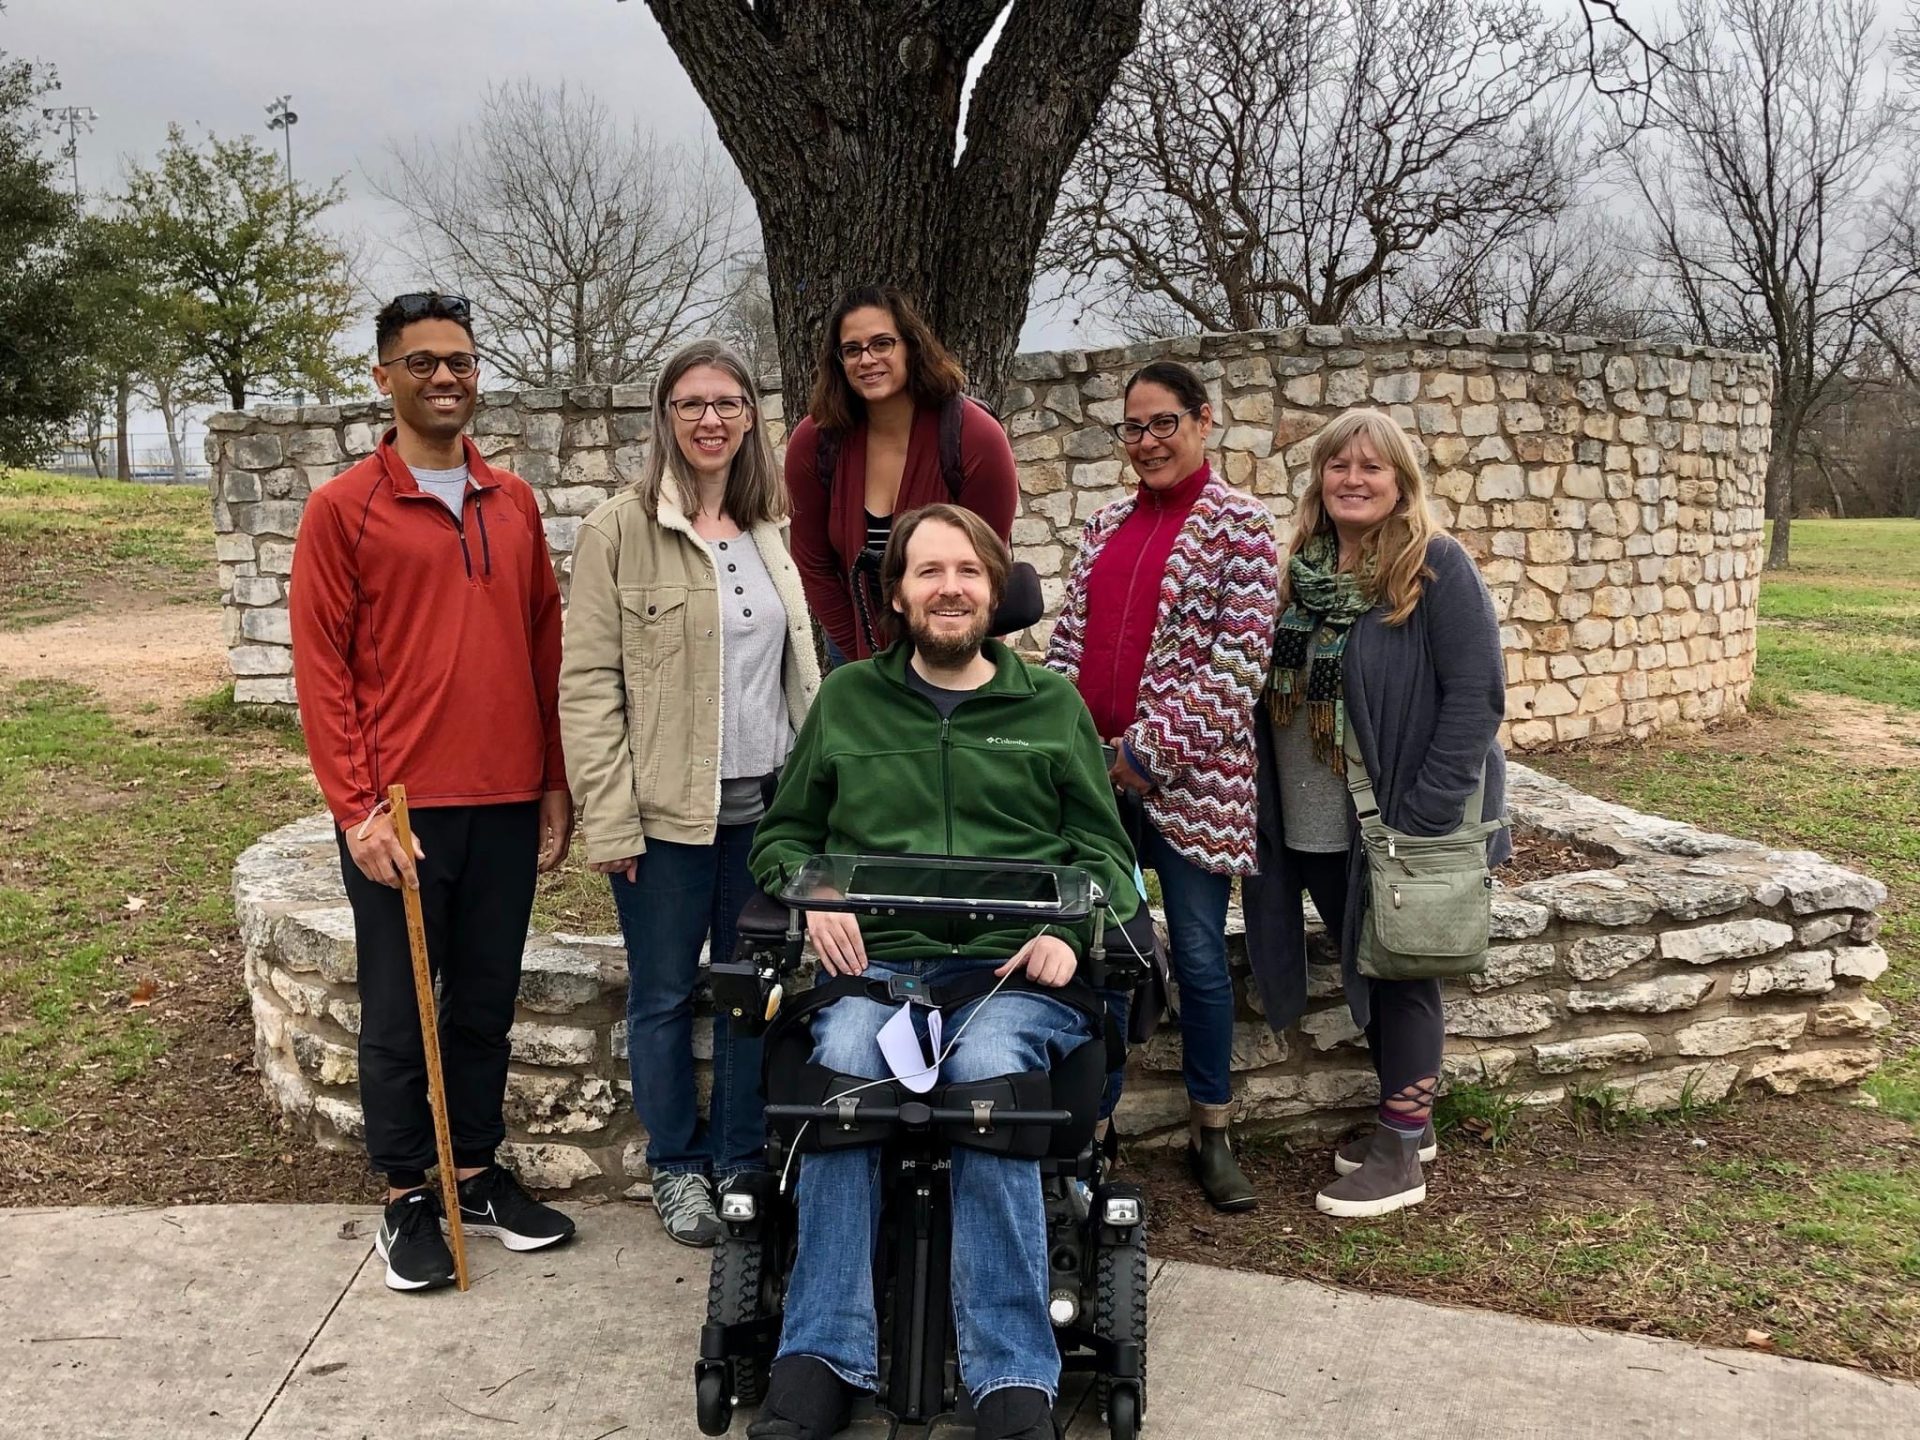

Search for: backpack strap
xmin=815 ymin=425 xmax=842 ymax=496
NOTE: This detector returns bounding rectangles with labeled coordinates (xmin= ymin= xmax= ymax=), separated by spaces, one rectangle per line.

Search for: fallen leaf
xmin=127 ymin=979 xmax=158 ymax=1008
xmin=123 ymin=895 xmax=148 ymax=914
xmin=1460 ymin=1116 xmax=1496 ymax=1145
xmin=1743 ymin=1329 xmax=1775 ymax=1351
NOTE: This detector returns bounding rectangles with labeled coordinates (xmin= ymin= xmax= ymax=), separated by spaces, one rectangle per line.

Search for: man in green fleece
xmin=744 ymin=504 xmax=1139 ymax=1440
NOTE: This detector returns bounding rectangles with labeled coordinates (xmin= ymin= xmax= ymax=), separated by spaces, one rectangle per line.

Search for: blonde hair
xmin=1281 ymin=408 xmax=1439 ymax=625
xmin=636 ymin=338 xmax=788 ymax=526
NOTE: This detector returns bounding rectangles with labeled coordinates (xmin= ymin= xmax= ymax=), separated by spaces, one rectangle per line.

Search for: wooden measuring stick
xmin=388 ymin=782 xmax=470 ymax=1293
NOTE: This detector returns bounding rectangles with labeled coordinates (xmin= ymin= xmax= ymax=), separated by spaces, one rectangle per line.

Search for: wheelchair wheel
xmin=706 ymin=1235 xmax=770 ymax=1406
xmin=695 ymin=1366 xmax=732 ymax=1436
xmin=1094 ymin=1227 xmax=1148 ymax=1432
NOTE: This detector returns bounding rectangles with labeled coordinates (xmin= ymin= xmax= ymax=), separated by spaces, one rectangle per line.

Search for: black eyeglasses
xmin=838 ymin=334 xmax=899 ymax=364
xmin=389 ymin=291 xmax=472 ymax=321
xmin=387 ymin=350 xmax=480 ymax=381
xmin=1111 ymin=410 xmax=1198 ymax=444
xmin=667 ymin=395 xmax=751 ymax=422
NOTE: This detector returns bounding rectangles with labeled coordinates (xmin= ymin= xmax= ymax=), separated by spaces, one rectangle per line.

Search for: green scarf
xmin=1266 ymin=533 xmax=1374 ymax=773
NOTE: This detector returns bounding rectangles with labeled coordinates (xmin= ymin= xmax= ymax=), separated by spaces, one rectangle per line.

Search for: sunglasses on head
xmin=389 ymin=291 xmax=472 ymax=321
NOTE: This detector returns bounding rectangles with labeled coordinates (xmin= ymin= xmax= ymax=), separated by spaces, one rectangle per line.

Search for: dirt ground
xmin=0 ymin=594 xmax=226 ymax=717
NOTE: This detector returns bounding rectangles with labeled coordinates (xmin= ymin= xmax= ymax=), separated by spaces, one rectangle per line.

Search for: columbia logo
xmin=982 ymin=736 xmax=1030 ymax=747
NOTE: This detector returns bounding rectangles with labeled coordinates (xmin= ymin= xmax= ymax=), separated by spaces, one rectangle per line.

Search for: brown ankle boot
xmin=1315 ymin=1124 xmax=1427 ymax=1218
xmin=1186 ymin=1101 xmax=1257 ymax=1212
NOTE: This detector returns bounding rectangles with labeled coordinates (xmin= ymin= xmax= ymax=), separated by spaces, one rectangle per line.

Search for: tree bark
xmin=1764 ymin=421 xmax=1796 ymax=570
xmin=646 ymin=1 xmax=1142 ymax=408
xmin=114 ymin=374 xmax=132 ymax=482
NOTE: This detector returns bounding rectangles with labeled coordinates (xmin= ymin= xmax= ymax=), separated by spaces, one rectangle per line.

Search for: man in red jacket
xmin=290 ymin=292 xmax=576 ymax=1292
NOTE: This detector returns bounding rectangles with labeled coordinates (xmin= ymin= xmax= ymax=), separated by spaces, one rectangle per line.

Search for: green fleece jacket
xmin=748 ymin=640 xmax=1141 ymax=964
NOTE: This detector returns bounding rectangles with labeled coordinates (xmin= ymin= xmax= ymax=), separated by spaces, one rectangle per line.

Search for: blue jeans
xmin=1130 ymin=819 xmax=1234 ymax=1108
xmin=610 ymin=824 xmax=765 ymax=1176
xmin=823 ymin=633 xmax=849 ymax=671
xmin=777 ymin=957 xmax=1092 ymax=1402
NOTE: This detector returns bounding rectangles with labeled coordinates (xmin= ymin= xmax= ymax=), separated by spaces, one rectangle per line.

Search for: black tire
xmin=1095 ymin=1229 xmax=1148 ymax=1426
xmin=695 ymin=1367 xmax=732 ymax=1436
xmin=706 ymin=1235 xmax=770 ymax=1406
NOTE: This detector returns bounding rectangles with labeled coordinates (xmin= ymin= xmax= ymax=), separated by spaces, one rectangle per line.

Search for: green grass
xmin=0 ymin=680 xmax=315 ymax=1123
xmin=0 ymin=468 xmax=213 ymax=627
xmin=1758 ymin=519 xmax=1920 ymax=711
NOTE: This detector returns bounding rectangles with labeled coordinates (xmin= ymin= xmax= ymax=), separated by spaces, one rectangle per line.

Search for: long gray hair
xmin=634 ymin=337 xmax=787 ymax=526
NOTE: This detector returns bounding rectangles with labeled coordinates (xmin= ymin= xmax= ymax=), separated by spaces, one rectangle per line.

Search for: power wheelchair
xmin=691 ymin=851 xmax=1154 ymax=1440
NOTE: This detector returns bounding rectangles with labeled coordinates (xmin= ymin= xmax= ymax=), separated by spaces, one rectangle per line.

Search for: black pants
xmin=338 ymin=801 xmax=539 ymax=1187
xmin=1287 ymin=847 xmax=1444 ymax=1101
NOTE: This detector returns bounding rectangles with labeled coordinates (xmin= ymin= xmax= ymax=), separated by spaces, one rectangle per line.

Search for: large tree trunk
xmin=115 ymin=374 xmax=132 ymax=482
xmin=1765 ymin=419 xmax=1797 ymax=570
xmin=647 ymin=1 xmax=1142 ymax=409
xmin=158 ymin=389 xmax=187 ymax=484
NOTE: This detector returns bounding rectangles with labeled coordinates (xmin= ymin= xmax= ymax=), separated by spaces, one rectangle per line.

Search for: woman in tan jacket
xmin=560 ymin=338 xmax=820 ymax=1247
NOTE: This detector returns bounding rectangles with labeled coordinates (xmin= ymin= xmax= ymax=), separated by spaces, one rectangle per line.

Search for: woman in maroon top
xmin=784 ymin=285 xmax=1018 ymax=663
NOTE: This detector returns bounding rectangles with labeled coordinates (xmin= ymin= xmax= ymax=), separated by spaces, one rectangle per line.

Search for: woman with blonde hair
xmin=560 ymin=337 xmax=820 ymax=1246
xmin=1245 ymin=407 xmax=1508 ymax=1219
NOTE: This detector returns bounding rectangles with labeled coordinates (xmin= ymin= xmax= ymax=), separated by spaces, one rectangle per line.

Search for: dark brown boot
xmin=1315 ymin=1124 xmax=1426 ymax=1218
xmin=1186 ymin=1101 xmax=1257 ymax=1212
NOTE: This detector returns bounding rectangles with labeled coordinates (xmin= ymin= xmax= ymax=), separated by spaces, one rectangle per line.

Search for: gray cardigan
xmin=1245 ymin=535 xmax=1512 ymax=1032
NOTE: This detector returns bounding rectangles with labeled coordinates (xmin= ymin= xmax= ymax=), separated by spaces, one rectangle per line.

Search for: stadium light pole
xmin=40 ymin=104 xmax=96 ymax=200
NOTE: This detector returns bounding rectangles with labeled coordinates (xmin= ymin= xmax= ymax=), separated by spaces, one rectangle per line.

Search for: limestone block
xmin=1751 ymin=854 xmax=1887 ymax=914
xmin=242 ymin=501 xmax=308 ymax=537
xmin=229 ymin=644 xmax=293 ymax=676
xmin=1674 ymin=1013 xmax=1806 ymax=1056
xmin=1071 ymin=459 xmax=1126 ymax=489
xmin=1567 ymin=974 xmax=1713 ymax=1014
xmin=1240 ymin=1067 xmax=1380 ymax=1119
xmin=342 ymin=423 xmax=378 ymax=456
xmin=1062 ymin=426 xmax=1114 ymax=460
xmin=231 ymin=434 xmax=285 ymax=471
xmin=1564 ymin=934 xmax=1655 ymax=982
xmin=240 ymin=608 xmax=292 ymax=644
xmin=1283 ymin=375 xmax=1323 ymax=406
xmin=1729 ymin=952 xmax=1833 ymax=998
xmin=1634 ymin=868 xmax=1750 ymax=920
xmin=234 ymin=677 xmax=297 ymax=706
xmin=1811 ymin=997 xmax=1893 ymax=1037
xmin=287 ymin=430 xmax=343 ymax=465
xmin=1660 ymin=917 xmax=1793 ymax=965
xmin=1443 ymin=994 xmax=1556 ymax=1038
xmin=1297 ymin=1005 xmax=1364 ymax=1052
xmin=1795 ymin=915 xmax=1851 ymax=947
xmin=1490 ymin=894 xmax=1551 ymax=939
xmin=311 ymin=1094 xmax=365 ymax=1140
xmin=1325 ymin=368 xmax=1370 ymax=407
xmin=1617 ymin=1061 xmax=1739 ymax=1110
xmin=504 ymin=1071 xmax=619 ymax=1135
xmin=518 ymin=946 xmax=615 ymax=1014
xmin=232 ymin=575 xmax=282 ymax=607
xmin=291 ymin=1029 xmax=359 ymax=1087
xmin=1476 ymin=463 xmax=1525 ymax=501
xmin=1372 ymin=371 xmax=1420 ymax=405
xmin=508 ymin=1021 xmax=598 ymax=1067
xmin=1532 ymin=1033 xmax=1653 ymax=1075
xmin=1829 ymin=942 xmax=1889 ymax=982
xmin=1744 ymin=1047 xmax=1880 ymax=1095
xmin=1516 ymin=871 xmax=1657 ymax=926
xmin=1222 ymin=425 xmax=1274 ymax=457
xmin=266 ymin=965 xmax=333 ymax=1020
xmin=257 ymin=541 xmax=296 ymax=575
xmin=1440 ymin=1047 xmax=1518 ymax=1087
xmin=499 ymin=1142 xmax=604 ymax=1190
xmin=1466 ymin=943 xmax=1556 ymax=993
xmin=1461 ymin=404 xmax=1500 ymax=436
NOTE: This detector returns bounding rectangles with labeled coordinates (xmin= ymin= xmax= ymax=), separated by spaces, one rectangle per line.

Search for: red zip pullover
xmin=289 ymin=430 xmax=565 ymax=828
xmin=1073 ymin=462 xmax=1212 ymax=740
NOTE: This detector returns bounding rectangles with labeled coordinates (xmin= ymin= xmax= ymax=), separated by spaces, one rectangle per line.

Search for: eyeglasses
xmin=389 ymin=291 xmax=472 ymax=321
xmin=838 ymin=334 xmax=899 ymax=364
xmin=387 ymin=350 xmax=480 ymax=381
xmin=1111 ymin=410 xmax=1198 ymax=444
xmin=668 ymin=395 xmax=751 ymax=422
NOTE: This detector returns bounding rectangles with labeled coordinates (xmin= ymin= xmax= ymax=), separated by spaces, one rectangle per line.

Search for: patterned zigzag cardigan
xmin=1045 ymin=473 xmax=1279 ymax=876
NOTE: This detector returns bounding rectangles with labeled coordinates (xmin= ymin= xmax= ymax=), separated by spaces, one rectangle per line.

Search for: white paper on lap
xmin=877 ymin=1001 xmax=943 ymax=1093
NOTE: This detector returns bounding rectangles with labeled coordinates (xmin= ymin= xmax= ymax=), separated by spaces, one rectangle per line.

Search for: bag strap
xmin=937 ymin=393 xmax=967 ymax=503
xmin=1342 ymin=728 xmax=1493 ymax=839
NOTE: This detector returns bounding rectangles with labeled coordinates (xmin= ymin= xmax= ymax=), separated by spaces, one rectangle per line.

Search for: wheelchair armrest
xmin=736 ymin=888 xmax=792 ymax=941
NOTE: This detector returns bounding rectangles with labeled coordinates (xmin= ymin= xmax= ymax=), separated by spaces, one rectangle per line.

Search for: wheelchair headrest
xmin=991 ymin=561 xmax=1044 ymax=636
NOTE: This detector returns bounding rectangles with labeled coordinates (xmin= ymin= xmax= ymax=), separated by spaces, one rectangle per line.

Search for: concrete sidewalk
xmin=2 ymin=1204 xmax=1913 ymax=1440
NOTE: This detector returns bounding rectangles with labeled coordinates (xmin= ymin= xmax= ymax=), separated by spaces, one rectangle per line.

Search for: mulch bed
xmin=1501 ymin=825 xmax=1618 ymax=883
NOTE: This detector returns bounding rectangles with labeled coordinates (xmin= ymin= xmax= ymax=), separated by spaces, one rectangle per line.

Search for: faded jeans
xmin=610 ymin=823 xmax=765 ymax=1177
xmin=776 ymin=956 xmax=1093 ymax=1402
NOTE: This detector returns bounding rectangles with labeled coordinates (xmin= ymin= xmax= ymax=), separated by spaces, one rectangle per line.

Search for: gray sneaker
xmin=652 ymin=1170 xmax=722 ymax=1247
xmin=1315 ymin=1126 xmax=1427 ymax=1218
xmin=1333 ymin=1120 xmax=1436 ymax=1175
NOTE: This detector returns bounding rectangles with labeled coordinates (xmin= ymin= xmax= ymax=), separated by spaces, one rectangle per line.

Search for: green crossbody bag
xmin=1344 ymin=733 xmax=1508 ymax=982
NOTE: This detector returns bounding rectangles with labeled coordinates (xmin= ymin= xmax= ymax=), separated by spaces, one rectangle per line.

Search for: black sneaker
xmin=453 ymin=1164 xmax=577 ymax=1251
xmin=374 ymin=1188 xmax=456 ymax=1292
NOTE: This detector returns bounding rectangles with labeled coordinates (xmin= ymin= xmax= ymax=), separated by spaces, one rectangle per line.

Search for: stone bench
xmin=238 ymin=764 xmax=1889 ymax=1193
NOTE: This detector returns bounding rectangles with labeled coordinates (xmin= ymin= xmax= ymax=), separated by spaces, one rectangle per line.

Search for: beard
xmin=902 ymin=596 xmax=991 ymax=668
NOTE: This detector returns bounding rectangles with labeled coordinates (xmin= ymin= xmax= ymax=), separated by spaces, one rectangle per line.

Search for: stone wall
xmin=237 ymin=767 xmax=1887 ymax=1194
xmin=206 ymin=326 xmax=1772 ymax=751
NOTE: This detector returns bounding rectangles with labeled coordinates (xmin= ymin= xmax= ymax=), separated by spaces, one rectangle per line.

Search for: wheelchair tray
xmin=780 ymin=853 xmax=1095 ymax=923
